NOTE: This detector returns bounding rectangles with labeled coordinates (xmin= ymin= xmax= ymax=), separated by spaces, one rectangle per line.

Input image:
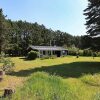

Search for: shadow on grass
xmin=9 ymin=62 xmax=100 ymax=78
xmin=19 ymin=57 xmax=35 ymax=61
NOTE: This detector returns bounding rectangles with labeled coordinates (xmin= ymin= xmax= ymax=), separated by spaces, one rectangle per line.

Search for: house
xmin=27 ymin=46 xmax=68 ymax=58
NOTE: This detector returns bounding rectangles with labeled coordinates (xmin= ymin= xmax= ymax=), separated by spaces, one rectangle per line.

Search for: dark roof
xmin=29 ymin=46 xmax=67 ymax=51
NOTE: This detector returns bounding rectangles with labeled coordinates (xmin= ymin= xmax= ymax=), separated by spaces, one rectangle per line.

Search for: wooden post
xmin=41 ymin=50 xmax=43 ymax=57
xmin=61 ymin=51 xmax=62 ymax=57
xmin=38 ymin=50 xmax=40 ymax=58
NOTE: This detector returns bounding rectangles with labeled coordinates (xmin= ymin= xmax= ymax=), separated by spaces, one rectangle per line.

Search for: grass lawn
xmin=0 ymin=56 xmax=100 ymax=100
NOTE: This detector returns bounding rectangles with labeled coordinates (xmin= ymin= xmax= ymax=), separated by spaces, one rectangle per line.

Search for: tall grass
xmin=93 ymin=92 xmax=100 ymax=100
xmin=10 ymin=72 xmax=77 ymax=100
xmin=81 ymin=74 xmax=100 ymax=86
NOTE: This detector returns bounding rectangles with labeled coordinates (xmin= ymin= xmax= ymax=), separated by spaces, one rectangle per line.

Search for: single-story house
xmin=27 ymin=46 xmax=68 ymax=58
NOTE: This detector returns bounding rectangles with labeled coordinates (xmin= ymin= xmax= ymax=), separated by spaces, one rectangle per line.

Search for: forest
xmin=0 ymin=8 xmax=96 ymax=56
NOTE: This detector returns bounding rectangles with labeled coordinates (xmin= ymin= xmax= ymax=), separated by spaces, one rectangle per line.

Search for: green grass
xmin=0 ymin=56 xmax=100 ymax=100
xmin=10 ymin=72 xmax=76 ymax=100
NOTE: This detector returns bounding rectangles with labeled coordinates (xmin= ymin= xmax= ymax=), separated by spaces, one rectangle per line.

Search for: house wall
xmin=38 ymin=50 xmax=68 ymax=58
xmin=27 ymin=47 xmax=68 ymax=58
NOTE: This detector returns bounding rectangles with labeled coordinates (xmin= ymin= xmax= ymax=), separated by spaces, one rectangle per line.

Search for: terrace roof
xmin=29 ymin=46 xmax=67 ymax=51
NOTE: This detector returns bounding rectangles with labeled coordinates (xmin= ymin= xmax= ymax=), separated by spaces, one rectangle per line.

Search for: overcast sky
xmin=0 ymin=0 xmax=88 ymax=36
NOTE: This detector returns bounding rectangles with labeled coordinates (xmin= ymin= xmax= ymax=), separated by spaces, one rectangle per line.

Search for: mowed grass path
xmin=0 ymin=56 xmax=100 ymax=99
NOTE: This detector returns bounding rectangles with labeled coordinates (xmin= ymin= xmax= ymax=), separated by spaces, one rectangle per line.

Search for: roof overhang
xmin=28 ymin=46 xmax=68 ymax=51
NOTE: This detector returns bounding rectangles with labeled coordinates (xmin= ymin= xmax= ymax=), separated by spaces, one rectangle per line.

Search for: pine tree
xmin=84 ymin=0 xmax=100 ymax=50
xmin=0 ymin=9 xmax=7 ymax=53
xmin=84 ymin=0 xmax=100 ymax=36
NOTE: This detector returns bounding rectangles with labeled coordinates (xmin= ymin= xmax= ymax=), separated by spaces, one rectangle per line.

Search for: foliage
xmin=27 ymin=51 xmax=38 ymax=60
xmin=78 ymin=50 xmax=83 ymax=56
xmin=83 ymin=49 xmax=93 ymax=56
xmin=1 ymin=58 xmax=15 ymax=73
xmin=40 ymin=55 xmax=50 ymax=60
xmin=0 ymin=9 xmax=8 ymax=53
xmin=0 ymin=52 xmax=6 ymax=63
xmin=0 ymin=8 xmax=85 ymax=56
xmin=0 ymin=53 xmax=15 ymax=73
xmin=40 ymin=55 xmax=57 ymax=60
xmin=67 ymin=46 xmax=100 ymax=57
xmin=84 ymin=0 xmax=100 ymax=36
xmin=84 ymin=0 xmax=100 ymax=50
xmin=97 ymin=52 xmax=100 ymax=57
xmin=50 ymin=55 xmax=57 ymax=59
xmin=68 ymin=46 xmax=79 ymax=56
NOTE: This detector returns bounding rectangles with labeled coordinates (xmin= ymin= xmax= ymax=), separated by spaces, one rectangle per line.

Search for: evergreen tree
xmin=84 ymin=0 xmax=100 ymax=36
xmin=0 ymin=8 xmax=84 ymax=56
xmin=0 ymin=9 xmax=8 ymax=53
xmin=84 ymin=0 xmax=100 ymax=50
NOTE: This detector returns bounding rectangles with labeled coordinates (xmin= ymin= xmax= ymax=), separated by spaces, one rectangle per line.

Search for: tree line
xmin=0 ymin=2 xmax=100 ymax=56
xmin=0 ymin=8 xmax=85 ymax=56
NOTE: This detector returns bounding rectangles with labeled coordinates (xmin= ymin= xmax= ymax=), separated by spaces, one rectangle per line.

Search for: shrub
xmin=40 ymin=55 xmax=57 ymax=60
xmin=50 ymin=55 xmax=57 ymax=59
xmin=0 ymin=52 xmax=6 ymax=63
xmin=68 ymin=47 xmax=79 ymax=56
xmin=0 ymin=53 xmax=15 ymax=74
xmin=92 ymin=52 xmax=98 ymax=57
xmin=97 ymin=52 xmax=100 ymax=57
xmin=83 ymin=49 xmax=92 ymax=56
xmin=40 ymin=55 xmax=50 ymax=60
xmin=68 ymin=50 xmax=77 ymax=56
xmin=78 ymin=50 xmax=83 ymax=56
xmin=27 ymin=50 xmax=38 ymax=60
xmin=1 ymin=58 xmax=15 ymax=73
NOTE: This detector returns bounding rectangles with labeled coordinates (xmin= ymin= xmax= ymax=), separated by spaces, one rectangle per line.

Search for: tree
xmin=0 ymin=9 xmax=7 ymax=53
xmin=81 ymin=35 xmax=92 ymax=49
xmin=84 ymin=0 xmax=100 ymax=50
xmin=84 ymin=0 xmax=100 ymax=36
xmin=0 ymin=8 xmax=84 ymax=56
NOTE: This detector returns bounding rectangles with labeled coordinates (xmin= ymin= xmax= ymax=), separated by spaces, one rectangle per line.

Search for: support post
xmin=61 ymin=51 xmax=63 ymax=57
xmin=46 ymin=50 xmax=48 ymax=56
xmin=39 ymin=50 xmax=40 ymax=58
xmin=51 ymin=50 xmax=53 ymax=56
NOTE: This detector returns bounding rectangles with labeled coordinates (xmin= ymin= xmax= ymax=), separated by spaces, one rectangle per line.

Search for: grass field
xmin=0 ymin=56 xmax=100 ymax=100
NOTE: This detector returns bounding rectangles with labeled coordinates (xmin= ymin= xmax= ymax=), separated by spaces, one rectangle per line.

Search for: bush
xmin=68 ymin=49 xmax=77 ymax=56
xmin=0 ymin=53 xmax=15 ymax=74
xmin=40 ymin=55 xmax=57 ymax=60
xmin=68 ymin=46 xmax=79 ymax=56
xmin=1 ymin=58 xmax=15 ymax=73
xmin=92 ymin=52 xmax=98 ymax=57
xmin=78 ymin=50 xmax=83 ymax=56
xmin=97 ymin=52 xmax=100 ymax=57
xmin=0 ymin=52 xmax=7 ymax=63
xmin=50 ymin=55 xmax=57 ymax=59
xmin=27 ymin=50 xmax=38 ymax=60
xmin=40 ymin=55 xmax=50 ymax=60
xmin=83 ymin=49 xmax=92 ymax=56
